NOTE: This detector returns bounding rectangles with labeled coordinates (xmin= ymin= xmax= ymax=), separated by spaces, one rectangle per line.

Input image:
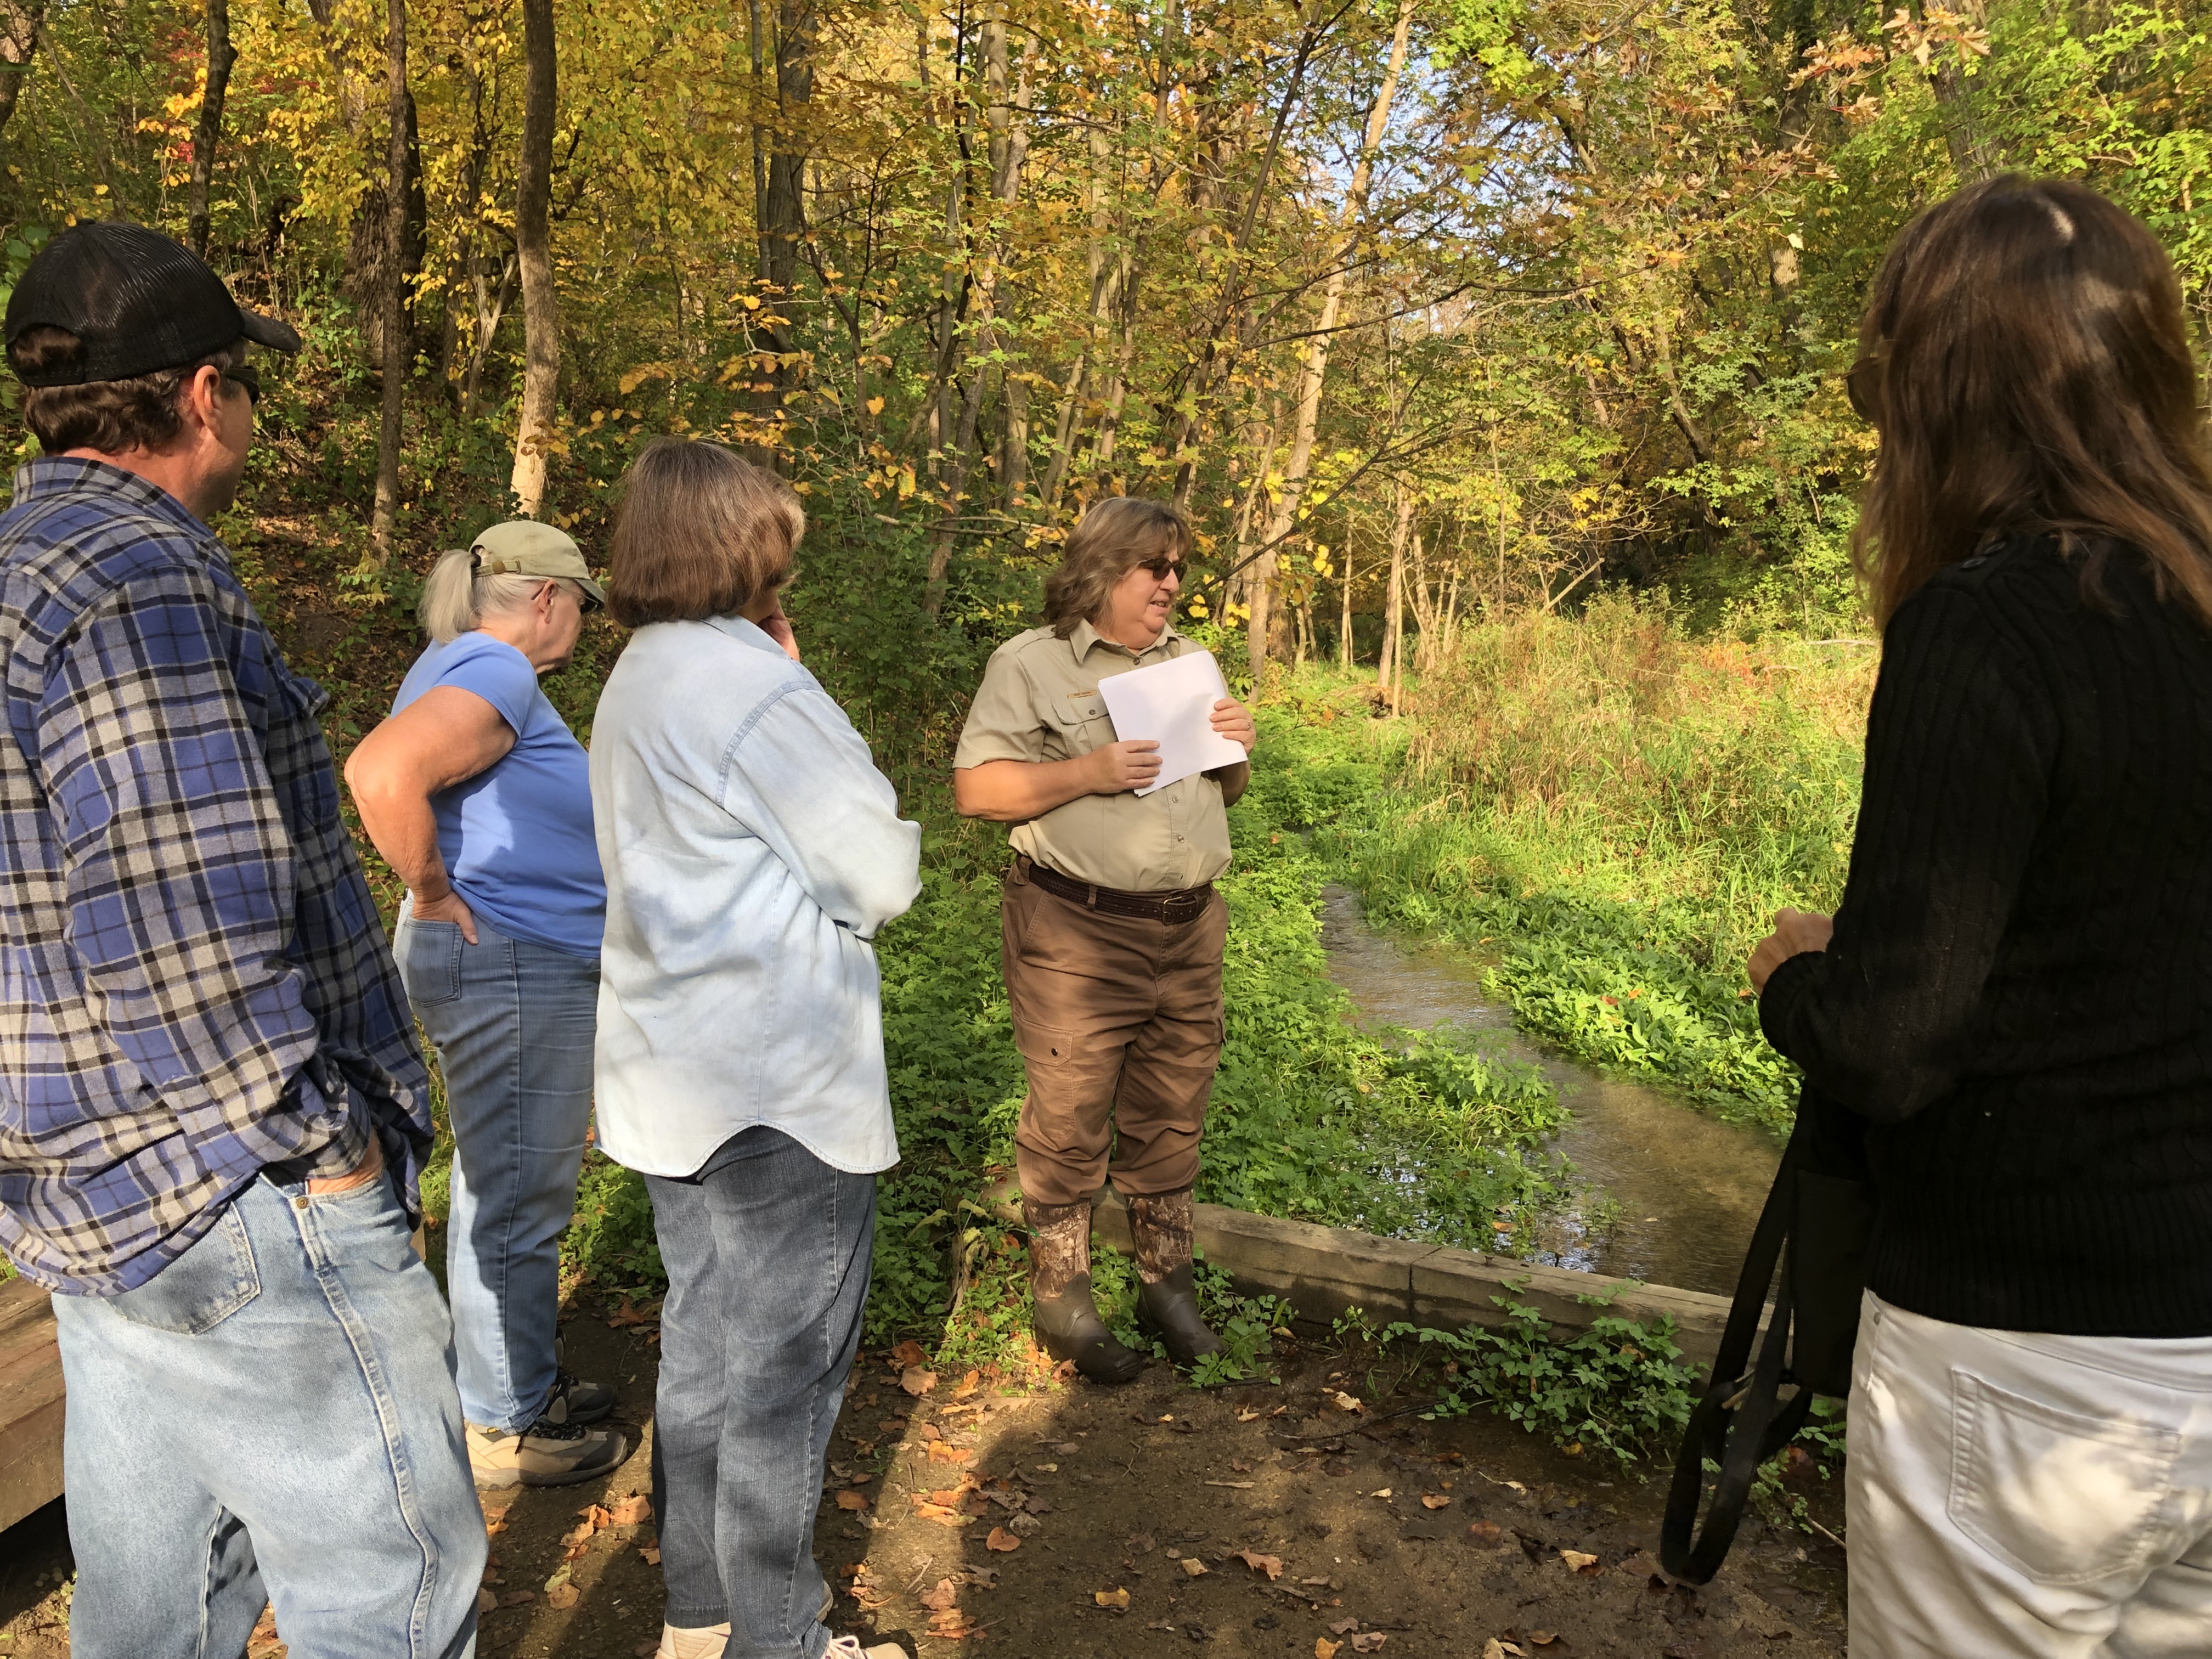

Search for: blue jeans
xmin=647 ymin=1127 xmax=874 ymax=1659
xmin=53 ymin=1170 xmax=486 ymax=1659
xmin=397 ymin=903 xmax=597 ymax=1432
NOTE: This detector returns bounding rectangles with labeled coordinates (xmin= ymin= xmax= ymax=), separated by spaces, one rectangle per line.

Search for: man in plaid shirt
xmin=0 ymin=223 xmax=484 ymax=1656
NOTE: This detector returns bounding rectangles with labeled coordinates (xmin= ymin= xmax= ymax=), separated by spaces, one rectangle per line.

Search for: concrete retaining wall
xmin=1079 ymin=1188 xmax=1738 ymax=1374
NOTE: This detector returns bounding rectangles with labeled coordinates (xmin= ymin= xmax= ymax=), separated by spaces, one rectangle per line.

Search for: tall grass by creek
xmin=1300 ymin=597 xmax=1878 ymax=1130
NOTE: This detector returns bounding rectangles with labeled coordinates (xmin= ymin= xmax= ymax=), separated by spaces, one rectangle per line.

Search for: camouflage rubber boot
xmin=1024 ymin=1195 xmax=1144 ymax=1385
xmin=1127 ymin=1189 xmax=1222 ymax=1367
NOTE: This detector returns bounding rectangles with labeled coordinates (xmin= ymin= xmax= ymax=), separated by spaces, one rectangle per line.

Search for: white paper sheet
xmin=1096 ymin=650 xmax=1247 ymax=797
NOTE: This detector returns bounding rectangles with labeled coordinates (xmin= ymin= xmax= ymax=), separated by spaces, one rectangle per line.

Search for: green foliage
xmin=1289 ymin=603 xmax=1871 ymax=1130
xmin=1386 ymin=1291 xmax=1700 ymax=1466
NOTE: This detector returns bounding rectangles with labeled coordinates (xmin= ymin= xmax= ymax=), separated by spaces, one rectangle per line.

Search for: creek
xmin=1320 ymin=887 xmax=1782 ymax=1298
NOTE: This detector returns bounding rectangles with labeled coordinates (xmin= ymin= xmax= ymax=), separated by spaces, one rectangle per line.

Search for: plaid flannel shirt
xmin=0 ymin=457 xmax=432 ymax=1295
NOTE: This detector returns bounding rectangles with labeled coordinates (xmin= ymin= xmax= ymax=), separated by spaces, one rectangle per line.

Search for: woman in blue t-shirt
xmin=347 ymin=520 xmax=628 ymax=1490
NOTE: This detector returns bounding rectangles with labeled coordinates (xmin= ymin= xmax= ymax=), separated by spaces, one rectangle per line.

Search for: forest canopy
xmin=1 ymin=0 xmax=2207 ymax=653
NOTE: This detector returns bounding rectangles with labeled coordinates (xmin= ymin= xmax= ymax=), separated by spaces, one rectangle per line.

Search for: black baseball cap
xmin=4 ymin=220 xmax=303 ymax=387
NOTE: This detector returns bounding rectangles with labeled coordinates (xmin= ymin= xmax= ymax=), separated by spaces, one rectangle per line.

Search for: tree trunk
xmin=509 ymin=0 xmax=558 ymax=518
xmin=1376 ymin=485 xmax=1411 ymax=706
xmin=1040 ymin=122 xmax=1117 ymax=513
xmin=926 ymin=5 xmax=1029 ymax=606
xmin=1247 ymin=0 xmax=1414 ymax=684
xmin=369 ymin=0 xmax=408 ymax=561
xmin=989 ymin=13 xmax=1032 ymax=502
xmin=1339 ymin=553 xmax=1354 ymax=668
xmin=185 ymin=0 xmax=234 ymax=258
xmin=0 ymin=0 xmax=43 ymax=145
xmin=1923 ymin=0 xmax=1997 ymax=183
xmin=758 ymin=0 xmax=816 ymax=420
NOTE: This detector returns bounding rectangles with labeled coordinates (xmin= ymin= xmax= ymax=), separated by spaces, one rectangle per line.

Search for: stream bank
xmin=1318 ymin=888 xmax=1781 ymax=1300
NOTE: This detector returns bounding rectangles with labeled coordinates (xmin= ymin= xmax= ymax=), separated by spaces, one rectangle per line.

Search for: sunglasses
xmin=224 ymin=364 xmax=261 ymax=407
xmin=1138 ymin=557 xmax=1187 ymax=580
xmin=1845 ymin=356 xmax=1881 ymax=423
xmin=560 ymin=580 xmax=603 ymax=616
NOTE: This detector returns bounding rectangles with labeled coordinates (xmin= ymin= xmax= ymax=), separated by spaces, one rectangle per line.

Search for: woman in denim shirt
xmin=590 ymin=438 xmax=919 ymax=1659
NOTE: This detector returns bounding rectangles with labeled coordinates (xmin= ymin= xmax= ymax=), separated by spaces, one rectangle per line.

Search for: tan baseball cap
xmin=470 ymin=520 xmax=607 ymax=607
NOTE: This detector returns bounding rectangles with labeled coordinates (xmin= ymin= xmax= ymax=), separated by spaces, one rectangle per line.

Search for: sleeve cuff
xmin=1757 ymin=949 xmax=1823 ymax=1056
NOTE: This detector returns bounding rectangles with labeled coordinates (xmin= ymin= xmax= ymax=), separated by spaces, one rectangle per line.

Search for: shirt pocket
xmin=1043 ymin=692 xmax=1114 ymax=760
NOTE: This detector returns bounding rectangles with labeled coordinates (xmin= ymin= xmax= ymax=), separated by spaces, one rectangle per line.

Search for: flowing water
xmin=1319 ymin=887 xmax=1782 ymax=1297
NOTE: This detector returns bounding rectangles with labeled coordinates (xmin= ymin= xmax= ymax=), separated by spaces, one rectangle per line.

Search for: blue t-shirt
xmin=392 ymin=634 xmax=605 ymax=958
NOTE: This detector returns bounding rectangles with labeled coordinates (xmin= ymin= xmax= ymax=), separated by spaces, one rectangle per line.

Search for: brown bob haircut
xmin=607 ymin=436 xmax=803 ymax=627
xmin=10 ymin=325 xmax=246 ymax=455
xmin=1853 ymin=174 xmax=2212 ymax=627
xmin=1042 ymin=496 xmax=1193 ymax=639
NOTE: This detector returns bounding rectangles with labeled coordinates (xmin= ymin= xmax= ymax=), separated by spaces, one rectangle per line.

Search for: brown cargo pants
xmin=1002 ymin=859 xmax=1228 ymax=1209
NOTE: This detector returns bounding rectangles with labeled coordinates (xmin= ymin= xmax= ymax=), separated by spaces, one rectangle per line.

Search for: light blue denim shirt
xmin=589 ymin=614 xmax=922 ymax=1177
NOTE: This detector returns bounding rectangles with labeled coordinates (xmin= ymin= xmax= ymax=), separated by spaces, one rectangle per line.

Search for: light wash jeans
xmin=647 ymin=1127 xmax=875 ymax=1659
xmin=397 ymin=902 xmax=598 ymax=1432
xmin=53 ymin=1168 xmax=485 ymax=1659
xmin=1848 ymin=1289 xmax=2212 ymax=1657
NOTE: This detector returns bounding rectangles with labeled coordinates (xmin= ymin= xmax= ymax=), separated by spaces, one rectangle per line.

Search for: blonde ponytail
xmin=418 ymin=548 xmax=546 ymax=643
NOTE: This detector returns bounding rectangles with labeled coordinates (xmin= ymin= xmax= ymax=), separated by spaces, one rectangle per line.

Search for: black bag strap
xmin=1658 ymin=1125 xmax=1817 ymax=1584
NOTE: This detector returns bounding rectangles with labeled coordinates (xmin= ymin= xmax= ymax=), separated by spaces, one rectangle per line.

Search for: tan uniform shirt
xmin=953 ymin=620 xmax=1236 ymax=892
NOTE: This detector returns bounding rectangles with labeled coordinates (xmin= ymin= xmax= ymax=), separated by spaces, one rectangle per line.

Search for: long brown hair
xmin=607 ymin=437 xmax=802 ymax=627
xmin=1853 ymin=175 xmax=2212 ymax=626
xmin=1042 ymin=496 xmax=1192 ymax=639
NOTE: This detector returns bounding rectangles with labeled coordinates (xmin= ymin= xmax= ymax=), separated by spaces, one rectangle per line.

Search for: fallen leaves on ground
xmin=1317 ymin=1641 xmax=1342 ymax=1659
xmin=986 ymin=1527 xmax=1023 ymax=1552
xmin=1561 ymin=1549 xmax=1601 ymax=1574
xmin=1232 ymin=1549 xmax=1283 ymax=1581
xmin=1468 ymin=1522 xmax=1505 ymax=1547
xmin=951 ymin=1369 xmax=981 ymax=1399
xmin=476 ymin=1590 xmax=496 ymax=1615
xmin=1329 ymin=1617 xmax=1361 ymax=1635
xmin=1483 ymin=1641 xmax=1527 ymax=1659
xmin=1368 ymin=1488 xmax=1393 ymax=1500
xmin=928 ymin=1440 xmax=973 ymax=1464
xmin=1094 ymin=1587 xmax=1131 ymax=1610
xmin=1420 ymin=1494 xmax=1451 ymax=1509
xmin=1179 ymin=1558 xmax=1208 ymax=1577
xmin=638 ymin=1544 xmax=661 ymax=1565
xmin=545 ymin=1583 xmax=579 ymax=1610
xmin=917 ymin=1422 xmax=944 ymax=1442
xmin=901 ymin=1367 xmax=939 ymax=1397
xmin=836 ymin=1490 xmax=871 ymax=1511
xmin=1328 ymin=1390 xmax=1364 ymax=1412
xmin=919 ymin=1578 xmax=961 ymax=1611
xmin=1350 ymin=1637 xmax=1389 ymax=1654
xmin=608 ymin=1493 xmax=652 ymax=1525
xmin=888 ymin=1340 xmax=929 ymax=1369
xmin=606 ymin=1297 xmax=659 ymax=1329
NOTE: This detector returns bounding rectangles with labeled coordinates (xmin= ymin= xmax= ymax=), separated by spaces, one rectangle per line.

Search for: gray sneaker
xmin=543 ymin=1368 xmax=617 ymax=1426
xmin=466 ymin=1415 xmax=628 ymax=1488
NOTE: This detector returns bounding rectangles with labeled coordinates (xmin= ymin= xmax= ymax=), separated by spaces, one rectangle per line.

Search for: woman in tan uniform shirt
xmin=953 ymin=498 xmax=1256 ymax=1383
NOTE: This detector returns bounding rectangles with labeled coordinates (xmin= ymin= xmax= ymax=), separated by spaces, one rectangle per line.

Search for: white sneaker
xmin=825 ymin=1638 xmax=910 ymax=1659
xmin=655 ymin=1623 xmax=729 ymax=1659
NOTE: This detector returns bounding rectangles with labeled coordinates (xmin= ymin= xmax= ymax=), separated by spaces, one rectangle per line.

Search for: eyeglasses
xmin=1845 ymin=356 xmax=1882 ymax=423
xmin=224 ymin=364 xmax=260 ymax=407
xmin=560 ymin=580 xmax=603 ymax=616
xmin=1138 ymin=557 xmax=1187 ymax=580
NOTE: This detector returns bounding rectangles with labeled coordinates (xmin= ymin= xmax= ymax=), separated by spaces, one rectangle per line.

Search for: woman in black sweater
xmin=1749 ymin=178 xmax=2212 ymax=1656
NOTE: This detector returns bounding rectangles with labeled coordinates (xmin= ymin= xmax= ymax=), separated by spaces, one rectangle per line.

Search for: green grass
xmin=1277 ymin=600 xmax=1874 ymax=1131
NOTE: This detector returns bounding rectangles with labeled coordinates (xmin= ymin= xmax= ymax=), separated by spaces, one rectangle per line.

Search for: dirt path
xmin=1 ymin=1292 xmax=1847 ymax=1658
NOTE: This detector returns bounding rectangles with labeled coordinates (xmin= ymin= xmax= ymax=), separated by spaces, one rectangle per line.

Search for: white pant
xmin=1847 ymin=1289 xmax=2212 ymax=1657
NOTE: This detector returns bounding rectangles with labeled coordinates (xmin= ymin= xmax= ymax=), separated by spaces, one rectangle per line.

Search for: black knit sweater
xmin=1760 ymin=535 xmax=2212 ymax=1338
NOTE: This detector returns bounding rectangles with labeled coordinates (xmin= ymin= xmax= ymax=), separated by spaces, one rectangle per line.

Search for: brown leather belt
xmin=1019 ymin=856 xmax=1215 ymax=926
